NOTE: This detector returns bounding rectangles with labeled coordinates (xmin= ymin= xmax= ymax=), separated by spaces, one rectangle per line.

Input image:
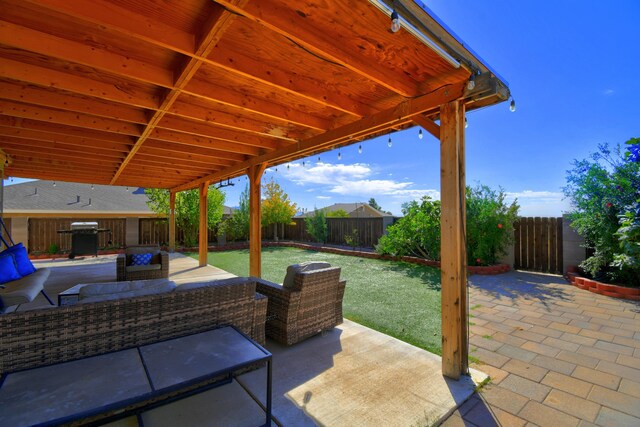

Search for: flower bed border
xmin=566 ymin=272 xmax=640 ymax=301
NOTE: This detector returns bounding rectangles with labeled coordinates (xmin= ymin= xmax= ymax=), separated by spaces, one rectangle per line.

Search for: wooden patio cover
xmin=0 ymin=0 xmax=509 ymax=379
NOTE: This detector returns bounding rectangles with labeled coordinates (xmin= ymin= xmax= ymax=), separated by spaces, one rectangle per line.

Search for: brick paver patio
xmin=442 ymin=271 xmax=640 ymax=427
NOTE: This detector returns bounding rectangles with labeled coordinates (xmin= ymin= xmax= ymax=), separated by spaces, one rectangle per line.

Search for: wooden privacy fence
xmin=514 ymin=217 xmax=563 ymax=274
xmin=140 ymin=217 xmax=385 ymax=248
xmin=28 ymin=218 xmax=126 ymax=253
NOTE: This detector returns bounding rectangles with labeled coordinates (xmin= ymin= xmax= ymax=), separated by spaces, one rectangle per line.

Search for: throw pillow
xmin=130 ymin=252 xmax=153 ymax=266
xmin=0 ymin=254 xmax=22 ymax=284
xmin=0 ymin=243 xmax=36 ymax=277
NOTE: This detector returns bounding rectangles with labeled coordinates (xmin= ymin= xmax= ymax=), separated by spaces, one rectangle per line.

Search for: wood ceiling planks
xmin=0 ymin=0 xmax=502 ymax=191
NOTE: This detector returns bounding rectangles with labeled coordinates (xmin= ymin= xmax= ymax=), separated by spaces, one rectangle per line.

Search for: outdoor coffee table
xmin=0 ymin=325 xmax=272 ymax=426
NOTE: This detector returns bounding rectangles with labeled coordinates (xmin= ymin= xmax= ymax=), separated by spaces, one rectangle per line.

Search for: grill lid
xmin=70 ymin=222 xmax=99 ymax=230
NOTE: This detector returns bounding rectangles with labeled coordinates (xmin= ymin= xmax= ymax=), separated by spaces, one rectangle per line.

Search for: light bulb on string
xmin=390 ymin=10 xmax=400 ymax=33
xmin=91 ymin=184 xmax=94 ymax=190
xmin=510 ymin=98 xmax=516 ymax=112
xmin=126 ymin=187 xmax=129 ymax=192
xmin=317 ymin=156 xmax=321 ymax=163
xmin=358 ymin=145 xmax=362 ymax=154
xmin=52 ymin=181 xmax=56 ymax=187
xmin=275 ymin=167 xmax=278 ymax=173
xmin=338 ymin=149 xmax=342 ymax=160
xmin=302 ymin=161 xmax=306 ymax=167
xmin=418 ymin=129 xmax=423 ymax=140
xmin=465 ymin=117 xmax=468 ymax=128
xmin=467 ymin=73 xmax=475 ymax=90
xmin=287 ymin=164 xmax=290 ymax=170
xmin=387 ymin=136 xmax=392 ymax=148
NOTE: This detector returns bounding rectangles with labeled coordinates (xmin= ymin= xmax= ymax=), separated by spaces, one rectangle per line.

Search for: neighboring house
xmin=1 ymin=180 xmax=233 ymax=252
xmin=298 ymin=202 xmax=396 ymax=234
xmin=298 ymin=202 xmax=394 ymax=219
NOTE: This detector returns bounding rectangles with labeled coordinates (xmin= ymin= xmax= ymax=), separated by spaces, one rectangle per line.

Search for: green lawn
xmin=188 ymin=247 xmax=443 ymax=355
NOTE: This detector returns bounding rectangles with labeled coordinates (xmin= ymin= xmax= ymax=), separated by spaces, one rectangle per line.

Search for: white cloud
xmin=603 ymin=89 xmax=614 ymax=96
xmin=506 ymin=190 xmax=564 ymax=201
xmin=505 ymin=190 xmax=570 ymax=216
xmin=283 ymin=162 xmax=370 ymax=186
xmin=316 ymin=195 xmax=331 ymax=200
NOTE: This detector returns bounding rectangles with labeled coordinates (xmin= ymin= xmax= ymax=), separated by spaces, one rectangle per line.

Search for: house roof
xmin=0 ymin=0 xmax=509 ymax=191
xmin=298 ymin=203 xmax=394 ymax=218
xmin=3 ymin=180 xmax=235 ymax=216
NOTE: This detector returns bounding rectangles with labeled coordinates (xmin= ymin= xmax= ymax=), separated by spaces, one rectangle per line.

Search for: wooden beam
xmin=215 ymin=0 xmax=419 ymax=97
xmin=0 ymin=58 xmax=159 ymax=110
xmin=169 ymin=191 xmax=176 ymax=253
xmin=412 ymin=116 xmax=440 ymax=140
xmin=198 ymin=182 xmax=209 ymax=267
xmin=439 ymin=100 xmax=467 ymax=379
xmin=171 ymin=82 xmax=464 ymax=192
xmin=248 ymin=163 xmax=267 ymax=277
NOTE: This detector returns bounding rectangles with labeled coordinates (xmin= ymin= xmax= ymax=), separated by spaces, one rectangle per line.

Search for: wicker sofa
xmin=255 ymin=265 xmax=346 ymax=345
xmin=0 ymin=277 xmax=267 ymax=375
xmin=116 ymin=244 xmax=169 ymax=281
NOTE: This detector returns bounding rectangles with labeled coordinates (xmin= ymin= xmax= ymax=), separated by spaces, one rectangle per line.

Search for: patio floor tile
xmin=499 ymin=374 xmax=551 ymax=402
xmin=588 ymin=385 xmax=640 ymax=418
xmin=541 ymin=371 xmax=592 ymax=398
xmin=572 ymin=366 xmax=621 ymax=390
xmin=543 ymin=389 xmax=601 ymax=422
xmin=530 ymin=354 xmax=576 ymax=375
xmin=518 ymin=400 xmax=580 ymax=427
xmin=595 ymin=407 xmax=640 ymax=427
xmin=502 ymin=359 xmax=548 ymax=382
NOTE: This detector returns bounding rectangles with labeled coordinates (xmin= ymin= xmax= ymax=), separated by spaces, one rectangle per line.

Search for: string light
xmin=302 ymin=161 xmax=306 ymax=167
xmin=52 ymin=181 xmax=56 ymax=187
xmin=317 ymin=156 xmax=321 ymax=162
xmin=390 ymin=10 xmax=400 ymax=33
xmin=465 ymin=117 xmax=469 ymax=128
xmin=338 ymin=149 xmax=342 ymax=160
xmin=287 ymin=164 xmax=290 ymax=170
xmin=387 ymin=136 xmax=392 ymax=148
xmin=418 ymin=129 xmax=423 ymax=140
xmin=510 ymin=98 xmax=516 ymax=112
xmin=91 ymin=184 xmax=94 ymax=190
xmin=467 ymin=73 xmax=475 ymax=90
xmin=126 ymin=187 xmax=129 ymax=192
xmin=358 ymin=144 xmax=362 ymax=154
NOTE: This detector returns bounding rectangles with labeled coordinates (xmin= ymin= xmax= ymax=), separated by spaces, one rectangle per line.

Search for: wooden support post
xmin=169 ymin=191 xmax=176 ymax=253
xmin=439 ymin=100 xmax=468 ymax=380
xmin=198 ymin=182 xmax=209 ymax=267
xmin=247 ymin=163 xmax=267 ymax=277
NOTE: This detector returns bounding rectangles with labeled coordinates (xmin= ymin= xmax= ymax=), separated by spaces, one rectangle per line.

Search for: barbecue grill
xmin=57 ymin=222 xmax=111 ymax=259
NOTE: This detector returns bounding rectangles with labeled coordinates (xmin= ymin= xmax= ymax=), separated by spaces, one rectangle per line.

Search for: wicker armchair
xmin=117 ymin=244 xmax=169 ymax=281
xmin=255 ymin=265 xmax=346 ymax=345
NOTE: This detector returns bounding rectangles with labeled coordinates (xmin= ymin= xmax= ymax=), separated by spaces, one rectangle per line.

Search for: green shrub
xmin=376 ymin=184 xmax=519 ymax=266
xmin=564 ymin=139 xmax=640 ymax=285
xmin=344 ymin=229 xmax=359 ymax=248
xmin=48 ymin=243 xmax=59 ymax=255
xmin=305 ymin=208 xmax=328 ymax=243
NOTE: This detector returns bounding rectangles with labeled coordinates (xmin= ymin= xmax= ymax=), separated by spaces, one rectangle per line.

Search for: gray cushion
xmin=125 ymin=264 xmax=162 ymax=273
xmin=282 ymin=261 xmax=331 ymax=289
xmin=79 ymin=280 xmax=177 ymax=303
xmin=79 ymin=278 xmax=175 ymax=299
xmin=0 ymin=267 xmax=50 ymax=307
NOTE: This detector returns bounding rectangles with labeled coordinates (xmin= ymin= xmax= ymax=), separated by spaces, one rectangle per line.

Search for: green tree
xmin=368 ymin=198 xmax=382 ymax=211
xmin=326 ymin=209 xmax=349 ymax=218
xmin=564 ymin=140 xmax=640 ymax=285
xmin=305 ymin=207 xmax=328 ymax=243
xmin=261 ymin=178 xmax=297 ymax=241
xmin=228 ymin=184 xmax=250 ymax=241
xmin=145 ymin=187 xmax=225 ymax=247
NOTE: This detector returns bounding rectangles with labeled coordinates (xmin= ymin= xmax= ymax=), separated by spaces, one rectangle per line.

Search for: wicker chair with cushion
xmin=117 ymin=245 xmax=169 ymax=281
xmin=255 ymin=262 xmax=346 ymax=345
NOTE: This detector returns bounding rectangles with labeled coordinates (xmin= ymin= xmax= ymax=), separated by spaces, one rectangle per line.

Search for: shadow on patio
xmin=7 ymin=253 xmax=485 ymax=426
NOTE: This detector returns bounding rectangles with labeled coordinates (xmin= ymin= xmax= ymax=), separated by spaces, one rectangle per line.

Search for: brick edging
xmin=566 ymin=273 xmax=640 ymax=301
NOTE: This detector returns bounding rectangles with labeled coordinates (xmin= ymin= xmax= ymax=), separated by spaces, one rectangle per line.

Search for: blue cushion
xmin=130 ymin=253 xmax=153 ymax=266
xmin=0 ymin=254 xmax=22 ymax=284
xmin=0 ymin=243 xmax=36 ymax=277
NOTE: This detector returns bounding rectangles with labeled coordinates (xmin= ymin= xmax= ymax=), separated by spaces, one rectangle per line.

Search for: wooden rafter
xmin=110 ymin=1 xmax=248 ymax=185
xmin=172 ymin=82 xmax=464 ymax=192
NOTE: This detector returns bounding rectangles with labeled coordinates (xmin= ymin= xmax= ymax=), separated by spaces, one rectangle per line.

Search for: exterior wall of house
xmin=10 ymin=217 xmax=28 ymax=250
xmin=126 ymin=217 xmax=139 ymax=246
xmin=562 ymin=214 xmax=586 ymax=274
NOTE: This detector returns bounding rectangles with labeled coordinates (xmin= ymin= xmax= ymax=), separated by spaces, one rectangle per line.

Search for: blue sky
xmin=4 ymin=1 xmax=639 ymax=217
